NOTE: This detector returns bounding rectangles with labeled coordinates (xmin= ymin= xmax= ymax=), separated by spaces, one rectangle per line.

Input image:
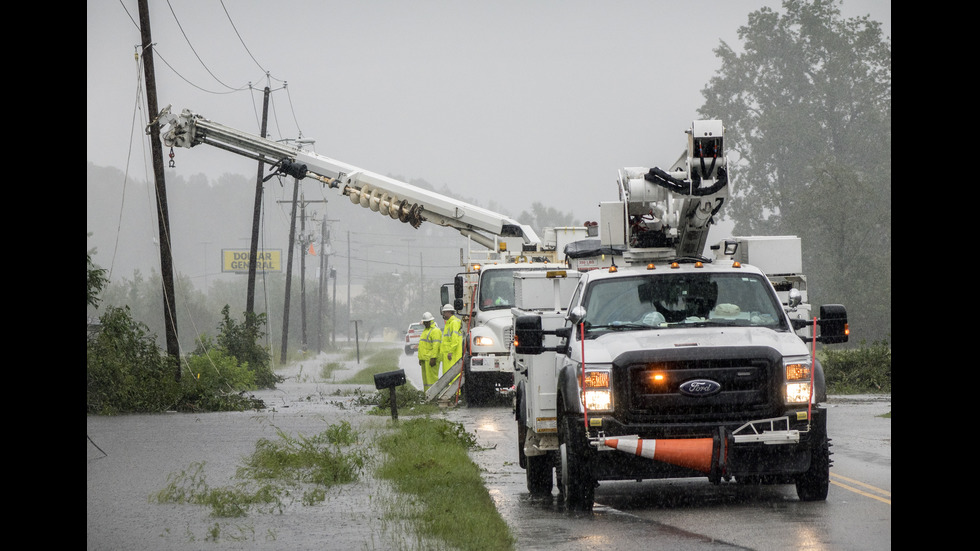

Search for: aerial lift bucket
xmin=602 ymin=427 xmax=733 ymax=478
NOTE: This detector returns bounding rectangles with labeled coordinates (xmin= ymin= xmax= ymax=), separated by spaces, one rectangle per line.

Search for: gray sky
xmin=87 ymin=0 xmax=890 ymax=221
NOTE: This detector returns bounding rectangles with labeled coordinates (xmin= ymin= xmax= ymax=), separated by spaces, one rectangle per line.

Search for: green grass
xmin=151 ymin=421 xmax=368 ymax=520
xmin=375 ymin=417 xmax=516 ymax=551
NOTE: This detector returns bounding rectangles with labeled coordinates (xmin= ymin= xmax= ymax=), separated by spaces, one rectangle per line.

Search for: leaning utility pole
xmin=138 ymin=0 xmax=180 ymax=373
xmin=246 ymin=86 xmax=271 ymax=315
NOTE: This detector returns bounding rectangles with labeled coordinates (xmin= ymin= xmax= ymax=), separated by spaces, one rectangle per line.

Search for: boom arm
xmin=155 ymin=106 xmax=541 ymax=250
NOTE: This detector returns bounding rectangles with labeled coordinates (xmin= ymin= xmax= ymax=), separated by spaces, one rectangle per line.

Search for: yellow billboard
xmin=222 ymin=249 xmax=282 ymax=273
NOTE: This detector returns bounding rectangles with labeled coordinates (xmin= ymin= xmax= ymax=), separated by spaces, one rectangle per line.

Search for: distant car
xmin=405 ymin=322 xmax=424 ymax=354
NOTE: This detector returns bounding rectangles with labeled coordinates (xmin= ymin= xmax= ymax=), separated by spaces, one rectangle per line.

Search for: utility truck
xmin=153 ymin=106 xmax=589 ymax=403
xmin=439 ymin=227 xmax=588 ymax=405
xmin=511 ymin=120 xmax=849 ymax=511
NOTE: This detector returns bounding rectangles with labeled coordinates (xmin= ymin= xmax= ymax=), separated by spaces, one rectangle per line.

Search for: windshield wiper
xmin=587 ymin=322 xmax=652 ymax=331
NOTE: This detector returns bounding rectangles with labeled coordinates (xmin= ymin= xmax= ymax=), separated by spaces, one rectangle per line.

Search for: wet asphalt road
xmin=443 ymin=394 xmax=891 ymax=551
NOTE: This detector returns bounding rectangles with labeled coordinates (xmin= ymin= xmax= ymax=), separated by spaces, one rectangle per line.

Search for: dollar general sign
xmin=222 ymin=249 xmax=282 ymax=273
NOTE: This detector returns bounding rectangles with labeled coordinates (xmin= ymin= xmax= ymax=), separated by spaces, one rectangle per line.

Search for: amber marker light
xmin=785 ymin=363 xmax=811 ymax=380
xmin=584 ymin=371 xmax=609 ymax=388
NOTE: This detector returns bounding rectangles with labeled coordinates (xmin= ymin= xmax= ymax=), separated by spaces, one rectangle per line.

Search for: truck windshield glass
xmin=581 ymin=272 xmax=786 ymax=333
xmin=479 ymin=269 xmax=520 ymax=311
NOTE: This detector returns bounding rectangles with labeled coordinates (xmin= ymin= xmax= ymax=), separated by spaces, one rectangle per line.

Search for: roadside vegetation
xmin=376 ymin=417 xmax=516 ymax=551
xmin=152 ymin=421 xmax=367 ymax=519
xmin=819 ymin=339 xmax=891 ymax=394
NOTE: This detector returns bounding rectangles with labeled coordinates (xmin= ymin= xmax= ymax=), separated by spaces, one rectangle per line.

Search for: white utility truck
xmin=511 ymin=120 xmax=848 ymax=511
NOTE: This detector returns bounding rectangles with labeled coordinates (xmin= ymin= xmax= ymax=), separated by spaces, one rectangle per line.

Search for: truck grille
xmin=503 ymin=327 xmax=513 ymax=351
xmin=614 ymin=346 xmax=782 ymax=423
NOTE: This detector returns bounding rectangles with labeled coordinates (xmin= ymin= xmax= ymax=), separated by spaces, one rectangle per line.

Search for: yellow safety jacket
xmin=440 ymin=314 xmax=463 ymax=366
xmin=418 ymin=324 xmax=442 ymax=363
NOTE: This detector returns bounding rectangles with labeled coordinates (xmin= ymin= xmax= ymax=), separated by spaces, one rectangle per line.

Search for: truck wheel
xmin=558 ymin=414 xmax=595 ymax=511
xmin=517 ymin=392 xmax=553 ymax=495
xmin=404 ymin=346 xmax=412 ymax=355
xmin=463 ymin=359 xmax=488 ymax=407
xmin=796 ymin=433 xmax=831 ymax=501
xmin=526 ymin=452 xmax=554 ymax=496
xmin=517 ymin=391 xmax=529 ymax=469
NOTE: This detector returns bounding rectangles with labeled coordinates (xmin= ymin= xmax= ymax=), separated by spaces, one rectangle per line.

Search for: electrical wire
xmin=219 ymin=0 xmax=267 ymax=75
xmin=165 ymin=0 xmax=244 ymax=92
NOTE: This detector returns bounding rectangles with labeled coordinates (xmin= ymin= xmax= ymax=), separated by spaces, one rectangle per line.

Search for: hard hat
xmin=442 ymin=303 xmax=454 ymax=312
xmin=421 ymin=312 xmax=434 ymax=322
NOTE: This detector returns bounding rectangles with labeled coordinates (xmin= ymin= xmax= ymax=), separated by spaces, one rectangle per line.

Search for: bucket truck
xmin=510 ymin=120 xmax=849 ymax=511
xmin=153 ymin=106 xmax=587 ymax=403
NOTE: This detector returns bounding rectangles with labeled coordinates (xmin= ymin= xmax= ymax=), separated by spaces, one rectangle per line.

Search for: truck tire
xmin=463 ymin=357 xmax=489 ymax=407
xmin=526 ymin=452 xmax=554 ymax=496
xmin=404 ymin=346 xmax=412 ymax=355
xmin=518 ymin=393 xmax=554 ymax=495
xmin=558 ymin=414 xmax=595 ymax=511
xmin=795 ymin=432 xmax=831 ymax=501
xmin=516 ymin=390 xmax=528 ymax=469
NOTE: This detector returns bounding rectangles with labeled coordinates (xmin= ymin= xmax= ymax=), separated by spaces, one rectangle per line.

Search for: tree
xmin=87 ymin=239 xmax=108 ymax=309
xmin=351 ymin=272 xmax=422 ymax=340
xmin=517 ymin=202 xmax=578 ymax=233
xmin=698 ymin=0 xmax=890 ymax=343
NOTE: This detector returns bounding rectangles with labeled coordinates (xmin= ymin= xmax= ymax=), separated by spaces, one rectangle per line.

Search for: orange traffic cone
xmin=603 ymin=436 xmax=715 ymax=473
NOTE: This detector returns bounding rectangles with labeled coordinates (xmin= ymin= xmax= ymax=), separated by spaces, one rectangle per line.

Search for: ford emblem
xmin=679 ymin=379 xmax=722 ymax=397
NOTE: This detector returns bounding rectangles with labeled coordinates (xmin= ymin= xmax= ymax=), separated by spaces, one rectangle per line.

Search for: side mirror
xmin=514 ymin=315 xmax=544 ymax=355
xmin=454 ymin=274 xmax=464 ymax=299
xmin=817 ymin=304 xmax=849 ymax=344
xmin=567 ymin=305 xmax=586 ymax=325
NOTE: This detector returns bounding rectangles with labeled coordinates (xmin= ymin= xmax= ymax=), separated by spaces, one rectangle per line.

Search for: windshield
xmin=478 ymin=268 xmax=523 ymax=311
xmin=580 ymin=272 xmax=787 ymax=334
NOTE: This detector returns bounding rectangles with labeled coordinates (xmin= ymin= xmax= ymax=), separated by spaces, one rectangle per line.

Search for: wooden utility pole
xmin=137 ymin=0 xmax=180 ymax=372
xmin=280 ymin=177 xmax=300 ymax=364
xmin=246 ymin=86 xmax=271 ymax=315
xmin=278 ymin=179 xmax=325 ymax=361
xmin=316 ymin=217 xmax=327 ymax=353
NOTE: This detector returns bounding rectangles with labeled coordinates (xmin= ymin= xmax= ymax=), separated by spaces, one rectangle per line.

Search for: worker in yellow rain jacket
xmin=439 ymin=303 xmax=463 ymax=379
xmin=417 ymin=312 xmax=442 ymax=393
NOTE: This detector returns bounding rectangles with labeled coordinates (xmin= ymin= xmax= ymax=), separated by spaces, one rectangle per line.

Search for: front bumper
xmin=582 ymin=407 xmax=826 ymax=481
xmin=469 ymin=353 xmax=511 ymax=373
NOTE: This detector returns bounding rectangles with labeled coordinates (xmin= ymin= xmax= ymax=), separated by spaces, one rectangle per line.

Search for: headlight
xmin=784 ymin=358 xmax=813 ymax=404
xmin=472 ymin=335 xmax=494 ymax=347
xmin=582 ymin=368 xmax=612 ymax=411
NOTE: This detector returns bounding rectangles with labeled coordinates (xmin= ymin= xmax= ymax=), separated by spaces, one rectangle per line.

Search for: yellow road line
xmin=830 ymin=473 xmax=890 ymax=504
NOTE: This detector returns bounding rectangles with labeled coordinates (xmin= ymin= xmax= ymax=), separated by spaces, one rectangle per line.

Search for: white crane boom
xmin=155 ymin=106 xmax=541 ymax=251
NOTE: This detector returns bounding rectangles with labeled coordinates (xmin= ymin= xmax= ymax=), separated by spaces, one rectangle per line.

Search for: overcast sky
xmin=87 ymin=0 xmax=890 ymax=222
